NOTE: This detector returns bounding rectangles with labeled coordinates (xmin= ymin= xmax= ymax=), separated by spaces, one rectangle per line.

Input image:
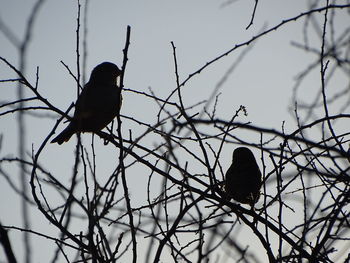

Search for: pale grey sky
xmin=1 ymin=1 xmax=349 ymax=262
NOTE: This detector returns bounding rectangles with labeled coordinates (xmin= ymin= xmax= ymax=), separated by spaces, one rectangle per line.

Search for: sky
xmin=1 ymin=0 xmax=349 ymax=262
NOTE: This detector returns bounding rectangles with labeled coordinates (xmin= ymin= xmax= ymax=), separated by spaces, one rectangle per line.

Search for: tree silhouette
xmin=0 ymin=1 xmax=349 ymax=262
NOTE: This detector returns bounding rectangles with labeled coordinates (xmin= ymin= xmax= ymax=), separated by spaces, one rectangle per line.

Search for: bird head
xmin=89 ymin=62 xmax=122 ymax=85
xmin=232 ymin=147 xmax=257 ymax=164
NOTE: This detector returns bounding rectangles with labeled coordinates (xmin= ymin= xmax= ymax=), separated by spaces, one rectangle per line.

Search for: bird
xmin=51 ymin=62 xmax=122 ymax=145
xmin=225 ymin=147 xmax=262 ymax=207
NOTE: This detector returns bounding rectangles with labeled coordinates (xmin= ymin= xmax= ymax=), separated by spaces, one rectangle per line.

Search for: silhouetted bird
xmin=51 ymin=62 xmax=122 ymax=144
xmin=225 ymin=147 xmax=262 ymax=207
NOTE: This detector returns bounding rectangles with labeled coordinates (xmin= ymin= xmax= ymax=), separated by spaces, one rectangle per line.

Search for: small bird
xmin=51 ymin=62 xmax=122 ymax=144
xmin=225 ymin=147 xmax=262 ymax=207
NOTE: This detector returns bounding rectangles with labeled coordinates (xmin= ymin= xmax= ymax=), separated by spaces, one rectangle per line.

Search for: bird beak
xmin=116 ymin=75 xmax=121 ymax=88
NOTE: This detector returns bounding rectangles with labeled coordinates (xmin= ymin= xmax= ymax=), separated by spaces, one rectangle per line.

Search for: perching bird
xmin=225 ymin=147 xmax=262 ymax=207
xmin=51 ymin=62 xmax=122 ymax=144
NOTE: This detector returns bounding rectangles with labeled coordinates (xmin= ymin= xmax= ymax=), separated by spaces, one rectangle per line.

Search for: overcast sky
xmin=1 ymin=1 xmax=349 ymax=262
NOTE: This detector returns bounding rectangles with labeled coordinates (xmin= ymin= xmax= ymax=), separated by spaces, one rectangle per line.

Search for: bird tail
xmin=51 ymin=125 xmax=75 ymax=145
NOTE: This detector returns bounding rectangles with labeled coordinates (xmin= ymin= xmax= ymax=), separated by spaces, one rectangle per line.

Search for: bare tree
xmin=0 ymin=1 xmax=349 ymax=262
